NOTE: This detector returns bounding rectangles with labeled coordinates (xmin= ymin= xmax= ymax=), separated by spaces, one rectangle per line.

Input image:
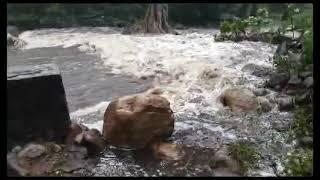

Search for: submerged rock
xmin=103 ymin=93 xmax=174 ymax=149
xmin=199 ymin=67 xmax=219 ymax=80
xmin=221 ymin=88 xmax=259 ymax=113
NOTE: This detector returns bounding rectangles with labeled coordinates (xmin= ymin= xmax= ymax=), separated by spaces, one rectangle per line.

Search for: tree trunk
xmin=144 ymin=4 xmax=173 ymax=33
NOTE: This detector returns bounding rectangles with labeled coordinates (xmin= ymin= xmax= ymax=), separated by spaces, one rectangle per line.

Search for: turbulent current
xmin=14 ymin=27 xmax=295 ymax=176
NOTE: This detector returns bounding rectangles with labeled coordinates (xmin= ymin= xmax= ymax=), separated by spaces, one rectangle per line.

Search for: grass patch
xmin=284 ymin=148 xmax=313 ymax=176
xmin=228 ymin=140 xmax=260 ymax=175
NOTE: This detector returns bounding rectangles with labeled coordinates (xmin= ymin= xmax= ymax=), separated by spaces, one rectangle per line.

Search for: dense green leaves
xmin=228 ymin=141 xmax=260 ymax=175
xmin=284 ymin=148 xmax=313 ymax=176
xmin=292 ymin=105 xmax=313 ymax=137
xmin=218 ymin=7 xmax=273 ymax=37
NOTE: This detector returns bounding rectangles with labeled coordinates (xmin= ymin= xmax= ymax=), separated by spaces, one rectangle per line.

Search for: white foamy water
xmin=19 ymin=27 xmax=277 ymax=115
xmin=70 ymin=101 xmax=110 ymax=118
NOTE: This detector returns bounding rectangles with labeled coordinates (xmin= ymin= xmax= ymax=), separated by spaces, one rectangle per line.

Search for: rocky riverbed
xmin=7 ymin=27 xmax=298 ymax=176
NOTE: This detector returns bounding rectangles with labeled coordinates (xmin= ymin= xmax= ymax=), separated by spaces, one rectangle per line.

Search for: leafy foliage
xmin=281 ymin=4 xmax=300 ymax=27
xmin=302 ymin=27 xmax=313 ymax=65
xmin=219 ymin=7 xmax=273 ymax=37
xmin=228 ymin=140 xmax=260 ymax=175
xmin=292 ymin=105 xmax=313 ymax=137
xmin=273 ymin=55 xmax=292 ymax=73
xmin=284 ymin=148 xmax=313 ymax=176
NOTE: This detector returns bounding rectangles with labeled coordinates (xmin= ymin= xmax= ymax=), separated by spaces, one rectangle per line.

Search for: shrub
xmin=228 ymin=140 xmax=260 ymax=175
xmin=284 ymin=148 xmax=313 ymax=176
xmin=292 ymin=105 xmax=313 ymax=137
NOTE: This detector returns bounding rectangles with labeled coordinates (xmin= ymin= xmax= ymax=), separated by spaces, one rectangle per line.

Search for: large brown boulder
xmin=221 ymin=88 xmax=259 ymax=112
xmin=102 ymin=93 xmax=174 ymax=149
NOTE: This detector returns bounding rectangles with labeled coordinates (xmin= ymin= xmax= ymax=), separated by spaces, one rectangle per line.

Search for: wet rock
xmin=274 ymin=41 xmax=287 ymax=57
xmin=214 ymin=34 xmax=226 ymax=42
xmin=287 ymin=74 xmax=302 ymax=86
xmin=242 ymin=63 xmax=272 ymax=77
xmin=151 ymin=142 xmax=186 ymax=161
xmin=298 ymin=71 xmax=312 ymax=79
xmin=103 ymin=93 xmax=174 ymax=149
xmin=253 ymin=88 xmax=268 ymax=96
xmin=76 ymin=129 xmax=106 ymax=155
xmin=210 ymin=146 xmax=241 ymax=175
xmin=12 ymin=146 xmax=22 ymax=153
xmin=65 ymin=123 xmax=85 ymax=144
xmin=285 ymin=88 xmax=301 ymax=95
xmin=7 ymin=33 xmax=27 ymax=48
xmin=303 ymin=77 xmax=313 ymax=88
xmin=7 ymin=142 xmax=98 ymax=177
xmin=265 ymin=93 xmax=277 ymax=104
xmin=214 ymin=168 xmax=241 ymax=176
xmin=266 ymin=72 xmax=290 ymax=89
xmin=7 ymin=33 xmax=15 ymax=46
xmin=7 ymin=64 xmax=71 ymax=151
xmin=7 ymin=25 xmax=20 ymax=37
xmin=7 ymin=153 xmax=29 ymax=176
xmin=145 ymin=87 xmax=164 ymax=95
xmin=17 ymin=143 xmax=47 ymax=159
xmin=257 ymin=97 xmax=273 ymax=112
xmin=221 ymin=88 xmax=259 ymax=113
xmin=66 ymin=123 xmax=105 ymax=155
xmin=199 ymin=67 xmax=219 ymax=80
xmin=246 ymin=32 xmax=275 ymax=43
xmin=277 ymin=97 xmax=294 ymax=111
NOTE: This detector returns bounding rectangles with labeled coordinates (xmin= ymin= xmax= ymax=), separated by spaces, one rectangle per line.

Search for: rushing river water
xmin=8 ymin=27 xmax=295 ymax=176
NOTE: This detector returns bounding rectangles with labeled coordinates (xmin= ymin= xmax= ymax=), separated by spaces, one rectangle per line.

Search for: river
xmin=7 ymin=27 xmax=295 ymax=176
